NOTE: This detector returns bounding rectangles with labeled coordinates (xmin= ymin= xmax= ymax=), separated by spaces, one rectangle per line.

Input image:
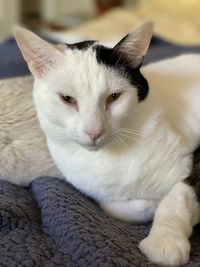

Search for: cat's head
xmin=15 ymin=22 xmax=153 ymax=151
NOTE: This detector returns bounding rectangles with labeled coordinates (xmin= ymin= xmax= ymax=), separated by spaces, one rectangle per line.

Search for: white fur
xmin=12 ymin=24 xmax=200 ymax=266
xmin=32 ymin=53 xmax=200 ymax=220
xmin=139 ymin=182 xmax=200 ymax=266
xmin=34 ymin=52 xmax=200 ymax=266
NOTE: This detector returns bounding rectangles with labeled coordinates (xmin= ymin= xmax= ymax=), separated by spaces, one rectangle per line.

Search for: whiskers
xmin=113 ymin=135 xmax=128 ymax=153
xmin=69 ymin=128 xmax=151 ymax=153
xmin=119 ymin=128 xmax=151 ymax=140
xmin=70 ymin=130 xmax=82 ymax=144
xmin=113 ymin=127 xmax=151 ymax=152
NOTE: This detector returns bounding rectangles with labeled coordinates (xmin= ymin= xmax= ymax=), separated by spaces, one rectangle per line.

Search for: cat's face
xmin=33 ymin=49 xmax=140 ymax=151
xmin=15 ymin=22 xmax=153 ymax=151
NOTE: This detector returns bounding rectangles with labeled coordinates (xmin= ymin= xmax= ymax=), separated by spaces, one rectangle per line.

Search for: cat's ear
xmin=14 ymin=28 xmax=65 ymax=78
xmin=114 ymin=22 xmax=153 ymax=68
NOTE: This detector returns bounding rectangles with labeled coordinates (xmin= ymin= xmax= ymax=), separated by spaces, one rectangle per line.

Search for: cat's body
xmin=1 ymin=55 xmax=199 ymax=182
xmin=0 ymin=23 xmax=199 ymax=266
xmin=1 ymin=53 xmax=199 ymax=224
xmin=45 ymin=54 xmax=199 ymax=224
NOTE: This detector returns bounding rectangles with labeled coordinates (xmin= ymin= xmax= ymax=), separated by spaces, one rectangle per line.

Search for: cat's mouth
xmin=78 ymin=138 xmax=109 ymax=151
xmin=84 ymin=144 xmax=100 ymax=151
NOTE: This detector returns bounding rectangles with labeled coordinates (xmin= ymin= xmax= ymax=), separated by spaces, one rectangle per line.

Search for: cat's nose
xmin=85 ymin=131 xmax=104 ymax=142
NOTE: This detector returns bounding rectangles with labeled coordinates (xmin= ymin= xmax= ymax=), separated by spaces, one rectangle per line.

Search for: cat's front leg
xmin=100 ymin=198 xmax=159 ymax=223
xmin=139 ymin=182 xmax=200 ymax=266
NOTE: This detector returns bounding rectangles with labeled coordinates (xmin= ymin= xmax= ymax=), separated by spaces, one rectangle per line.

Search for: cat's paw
xmin=139 ymin=229 xmax=190 ymax=266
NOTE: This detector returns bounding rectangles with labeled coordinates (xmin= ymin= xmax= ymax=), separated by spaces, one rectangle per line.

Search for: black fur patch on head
xmin=66 ymin=41 xmax=96 ymax=50
xmin=95 ymin=45 xmax=149 ymax=101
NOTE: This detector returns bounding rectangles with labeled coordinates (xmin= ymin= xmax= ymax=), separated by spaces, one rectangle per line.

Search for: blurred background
xmin=0 ymin=0 xmax=200 ymax=44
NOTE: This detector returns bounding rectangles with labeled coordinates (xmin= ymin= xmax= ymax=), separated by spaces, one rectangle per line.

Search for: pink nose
xmin=86 ymin=131 xmax=103 ymax=142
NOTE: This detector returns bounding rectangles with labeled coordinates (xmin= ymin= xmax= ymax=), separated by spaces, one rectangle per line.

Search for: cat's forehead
xmin=63 ymin=42 xmax=107 ymax=69
xmin=61 ymin=42 xmax=127 ymax=83
xmin=58 ymin=44 xmax=119 ymax=93
xmin=50 ymin=42 xmax=148 ymax=101
xmin=63 ymin=43 xmax=101 ymax=69
xmin=41 ymin=43 xmax=110 ymax=98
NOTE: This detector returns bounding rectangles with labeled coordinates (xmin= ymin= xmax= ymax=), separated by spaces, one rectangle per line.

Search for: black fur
xmin=95 ymin=45 xmax=149 ymax=101
xmin=185 ymin=147 xmax=200 ymax=201
xmin=66 ymin=41 xmax=96 ymax=50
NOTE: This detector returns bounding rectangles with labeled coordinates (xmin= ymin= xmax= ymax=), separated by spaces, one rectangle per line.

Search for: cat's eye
xmin=107 ymin=93 xmax=121 ymax=104
xmin=61 ymin=95 xmax=77 ymax=105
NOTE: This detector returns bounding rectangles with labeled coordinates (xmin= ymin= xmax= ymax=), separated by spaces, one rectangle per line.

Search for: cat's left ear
xmin=114 ymin=22 xmax=153 ymax=68
xmin=14 ymin=28 xmax=65 ymax=78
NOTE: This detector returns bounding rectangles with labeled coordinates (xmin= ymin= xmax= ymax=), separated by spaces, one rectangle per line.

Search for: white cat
xmin=5 ymin=22 xmax=199 ymax=266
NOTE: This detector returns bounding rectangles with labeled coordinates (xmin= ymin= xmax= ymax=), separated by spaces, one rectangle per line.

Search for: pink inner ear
xmin=29 ymin=55 xmax=56 ymax=78
xmin=29 ymin=60 xmax=45 ymax=78
xmin=15 ymin=29 xmax=62 ymax=78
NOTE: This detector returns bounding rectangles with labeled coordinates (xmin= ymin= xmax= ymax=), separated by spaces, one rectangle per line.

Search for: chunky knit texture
xmin=0 ymin=159 xmax=200 ymax=267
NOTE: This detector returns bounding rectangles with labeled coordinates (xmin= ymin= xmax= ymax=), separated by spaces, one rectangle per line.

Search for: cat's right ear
xmin=14 ymin=28 xmax=65 ymax=78
xmin=113 ymin=22 xmax=153 ymax=68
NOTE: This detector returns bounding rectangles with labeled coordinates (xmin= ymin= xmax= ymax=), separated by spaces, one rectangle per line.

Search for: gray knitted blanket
xmin=0 ymin=36 xmax=200 ymax=266
xmin=0 ymin=171 xmax=200 ymax=267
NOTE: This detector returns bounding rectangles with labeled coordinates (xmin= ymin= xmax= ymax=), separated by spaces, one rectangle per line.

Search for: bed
xmin=0 ymin=2 xmax=200 ymax=266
